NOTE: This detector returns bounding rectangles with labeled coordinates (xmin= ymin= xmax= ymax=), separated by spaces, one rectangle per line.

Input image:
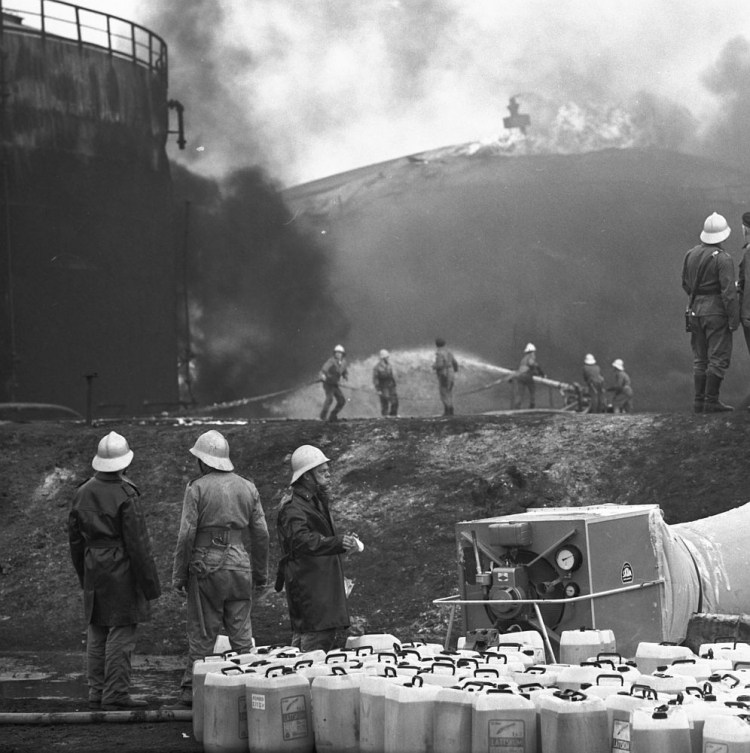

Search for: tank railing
xmin=0 ymin=0 xmax=167 ymax=77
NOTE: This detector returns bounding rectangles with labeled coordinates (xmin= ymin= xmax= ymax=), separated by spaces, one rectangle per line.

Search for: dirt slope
xmin=2 ymin=411 xmax=749 ymax=657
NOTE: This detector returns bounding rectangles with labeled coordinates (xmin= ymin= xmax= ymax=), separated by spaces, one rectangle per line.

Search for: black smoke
xmin=171 ymin=163 xmax=348 ymax=407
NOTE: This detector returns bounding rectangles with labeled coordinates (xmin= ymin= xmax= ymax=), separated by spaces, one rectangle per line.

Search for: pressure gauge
xmin=555 ymin=545 xmax=583 ymax=572
xmin=564 ymin=582 xmax=581 ymax=598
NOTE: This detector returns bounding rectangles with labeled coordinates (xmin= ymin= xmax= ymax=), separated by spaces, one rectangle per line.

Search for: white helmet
xmin=291 ymin=445 xmax=330 ymax=484
xmin=190 ymin=430 xmax=234 ymax=471
xmin=524 ymin=343 xmax=536 ymax=353
xmin=700 ymin=212 xmax=731 ymax=244
xmin=379 ymin=349 xmax=390 ymax=359
xmin=584 ymin=353 xmax=596 ymax=365
xmin=334 ymin=344 xmax=345 ymax=354
xmin=612 ymin=359 xmax=624 ymax=371
xmin=92 ymin=431 xmax=133 ymax=472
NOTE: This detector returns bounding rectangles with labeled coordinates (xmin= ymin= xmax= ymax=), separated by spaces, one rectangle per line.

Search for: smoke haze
xmin=136 ymin=0 xmax=750 ymax=185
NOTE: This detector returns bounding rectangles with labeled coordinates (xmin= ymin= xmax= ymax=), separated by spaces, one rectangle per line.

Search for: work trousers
xmin=378 ymin=388 xmax=399 ymax=416
xmin=180 ymin=569 xmax=254 ymax=689
xmin=87 ymin=623 xmax=138 ymax=704
xmin=437 ymin=376 xmax=454 ymax=414
xmin=291 ymin=628 xmax=340 ymax=653
xmin=743 ymin=319 xmax=750 ymax=356
xmin=515 ymin=378 xmax=536 ymax=409
xmin=690 ymin=314 xmax=733 ymax=378
xmin=612 ymin=391 xmax=633 ymax=413
xmin=321 ymin=383 xmax=346 ymax=420
xmin=586 ymin=383 xmax=605 ymax=413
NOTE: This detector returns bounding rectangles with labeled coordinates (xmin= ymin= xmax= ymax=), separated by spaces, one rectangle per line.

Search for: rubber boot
xmin=693 ymin=374 xmax=707 ymax=413
xmin=704 ymin=373 xmax=733 ymax=413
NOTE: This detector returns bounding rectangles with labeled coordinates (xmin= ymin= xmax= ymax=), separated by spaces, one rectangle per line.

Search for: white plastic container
xmin=558 ymin=627 xmax=616 ymax=665
xmin=472 ymin=688 xmax=537 ymax=753
xmin=345 ymin=633 xmax=401 ymax=653
xmin=433 ymin=685 xmax=475 ymax=753
xmin=496 ymin=629 xmax=547 ymax=663
xmin=311 ymin=667 xmax=364 ymax=753
xmin=245 ymin=667 xmax=315 ymax=753
xmin=537 ymin=689 xmax=609 ymax=753
xmin=633 ymin=641 xmax=695 ymax=674
xmin=191 ymin=657 xmax=240 ymax=743
xmin=383 ymin=676 xmax=441 ymax=753
xmin=203 ymin=666 xmax=250 ymax=753
xmin=629 ymin=704 xmax=691 ymax=753
xmin=702 ymin=713 xmax=750 ymax=752
xmin=359 ymin=672 xmax=411 ymax=753
xmin=605 ymin=685 xmax=661 ymax=753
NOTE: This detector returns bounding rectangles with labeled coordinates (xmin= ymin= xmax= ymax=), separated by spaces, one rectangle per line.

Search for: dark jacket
xmin=372 ymin=358 xmax=397 ymax=392
xmin=69 ymin=473 xmax=161 ymax=626
xmin=516 ymin=352 xmax=545 ymax=384
xmin=320 ymin=356 xmax=348 ymax=386
xmin=682 ymin=243 xmax=739 ymax=329
xmin=276 ymin=479 xmax=349 ymax=633
xmin=583 ymin=363 xmax=605 ymax=389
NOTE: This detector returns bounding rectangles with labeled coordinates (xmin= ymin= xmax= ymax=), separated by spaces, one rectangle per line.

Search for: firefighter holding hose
xmin=168 ymin=430 xmax=269 ymax=709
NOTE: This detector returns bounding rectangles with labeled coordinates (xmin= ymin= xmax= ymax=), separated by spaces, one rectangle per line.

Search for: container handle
xmin=595 ymin=673 xmax=625 ymax=686
xmin=331 ymin=666 xmax=348 ymax=675
xmin=325 ymin=652 xmax=349 ymax=664
xmin=294 ymin=659 xmax=313 ymax=669
xmin=596 ymin=652 xmax=623 ymax=662
xmin=377 ymin=651 xmax=398 ymax=664
xmin=630 ymin=684 xmax=658 ymax=700
xmin=221 ymin=666 xmax=245 ymax=675
xmin=474 ymin=667 xmax=500 ymax=678
xmin=524 ymin=666 xmax=547 ymax=674
xmin=670 ymin=658 xmax=696 ymax=666
xmin=398 ymin=648 xmax=421 ymax=661
xmin=265 ymin=665 xmax=293 ymax=677
xmin=355 ymin=646 xmax=375 ymax=656
xmin=384 ymin=665 xmax=397 ymax=677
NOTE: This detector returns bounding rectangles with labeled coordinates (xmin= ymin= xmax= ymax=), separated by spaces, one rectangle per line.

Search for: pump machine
xmin=440 ymin=505 xmax=671 ymax=659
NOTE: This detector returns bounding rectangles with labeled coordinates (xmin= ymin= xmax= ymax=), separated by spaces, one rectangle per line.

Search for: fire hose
xmin=0 ymin=709 xmax=192 ymax=724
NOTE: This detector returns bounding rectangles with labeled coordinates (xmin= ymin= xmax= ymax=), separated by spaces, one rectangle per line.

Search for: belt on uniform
xmin=86 ymin=539 xmax=123 ymax=548
xmin=194 ymin=528 xmax=244 ymax=547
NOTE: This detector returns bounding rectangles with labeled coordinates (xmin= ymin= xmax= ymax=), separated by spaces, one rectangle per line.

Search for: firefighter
xmin=68 ymin=432 xmax=161 ymax=710
xmin=608 ymin=359 xmax=634 ymax=413
xmin=682 ymin=212 xmax=738 ymax=412
xmin=514 ymin=343 xmax=545 ymax=409
xmin=275 ymin=445 xmax=361 ymax=652
xmin=582 ymin=353 xmax=606 ymax=413
xmin=169 ymin=430 xmax=269 ymax=709
xmin=432 ymin=338 xmax=459 ymax=415
xmin=319 ymin=344 xmax=348 ymax=422
xmin=737 ymin=211 xmax=750 ymax=366
xmin=372 ymin=349 xmax=398 ymax=417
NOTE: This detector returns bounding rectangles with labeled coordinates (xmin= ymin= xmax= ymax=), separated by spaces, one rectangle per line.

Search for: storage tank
xmin=0 ymin=1 xmax=178 ymax=414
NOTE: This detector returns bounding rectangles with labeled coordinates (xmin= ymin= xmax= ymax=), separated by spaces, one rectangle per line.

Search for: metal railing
xmin=0 ymin=0 xmax=167 ymax=78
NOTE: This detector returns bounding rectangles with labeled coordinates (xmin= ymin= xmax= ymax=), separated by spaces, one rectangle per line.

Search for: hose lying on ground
xmin=0 ymin=709 xmax=192 ymax=725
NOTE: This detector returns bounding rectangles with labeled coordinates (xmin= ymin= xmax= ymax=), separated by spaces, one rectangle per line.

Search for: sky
xmin=61 ymin=1 xmax=750 ymax=187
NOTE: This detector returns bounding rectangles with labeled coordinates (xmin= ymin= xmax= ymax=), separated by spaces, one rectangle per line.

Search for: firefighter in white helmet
xmin=168 ymin=430 xmax=269 ymax=709
xmin=319 ymin=344 xmax=349 ymax=421
xmin=682 ymin=212 xmax=738 ymax=412
xmin=513 ymin=343 xmax=545 ymax=409
xmin=607 ymin=359 xmax=634 ymax=413
xmin=275 ymin=445 xmax=362 ymax=652
xmin=372 ymin=349 xmax=399 ymax=416
xmin=68 ymin=432 xmax=161 ymax=710
xmin=582 ymin=353 xmax=606 ymax=413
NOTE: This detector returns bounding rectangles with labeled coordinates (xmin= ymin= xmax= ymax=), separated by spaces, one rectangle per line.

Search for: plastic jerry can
xmin=472 ymin=687 xmax=537 ymax=753
xmin=245 ymin=666 xmax=314 ymax=753
xmin=559 ymin=627 xmax=616 ymax=666
xmin=633 ymin=642 xmax=696 ymax=674
xmin=580 ymin=673 xmax=632 ymax=700
xmin=203 ymin=666 xmax=251 ymax=753
xmin=661 ymin=657 xmax=714 ymax=681
xmin=629 ymin=704 xmax=691 ymax=753
xmin=537 ymin=689 xmax=609 ymax=753
xmin=359 ymin=672 xmax=411 ymax=753
xmin=634 ymin=671 xmax=694 ymax=695
xmin=703 ymin=713 xmax=750 ymax=752
xmin=311 ymin=667 xmax=364 ymax=753
xmin=605 ymin=684 xmax=660 ymax=753
xmin=497 ymin=628 xmax=547 ymax=663
xmin=383 ymin=675 xmax=441 ymax=753
xmin=191 ymin=657 xmax=241 ymax=743
xmin=432 ymin=685 xmax=475 ymax=753
xmin=345 ymin=633 xmax=401 ymax=653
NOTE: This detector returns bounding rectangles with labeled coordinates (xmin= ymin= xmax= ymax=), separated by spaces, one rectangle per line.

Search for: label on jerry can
xmin=251 ymin=693 xmax=265 ymax=710
xmin=488 ymin=719 xmax=525 ymax=751
xmin=281 ymin=694 xmax=309 ymax=740
xmin=612 ymin=719 xmax=630 ymax=751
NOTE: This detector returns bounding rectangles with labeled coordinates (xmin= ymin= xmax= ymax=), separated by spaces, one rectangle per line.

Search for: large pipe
xmin=0 ymin=709 xmax=192 ymax=725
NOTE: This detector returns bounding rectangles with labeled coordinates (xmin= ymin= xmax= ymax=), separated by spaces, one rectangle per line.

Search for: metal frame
xmin=0 ymin=0 xmax=167 ymax=78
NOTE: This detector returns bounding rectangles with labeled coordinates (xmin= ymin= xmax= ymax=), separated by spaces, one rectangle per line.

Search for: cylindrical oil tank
xmin=0 ymin=2 xmax=177 ymax=414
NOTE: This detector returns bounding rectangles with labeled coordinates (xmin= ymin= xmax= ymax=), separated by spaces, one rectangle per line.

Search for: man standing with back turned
xmin=682 ymin=212 xmax=739 ymax=413
xmin=433 ymin=338 xmax=459 ymax=415
xmin=170 ymin=430 xmax=269 ymax=709
xmin=69 ymin=431 xmax=161 ymax=711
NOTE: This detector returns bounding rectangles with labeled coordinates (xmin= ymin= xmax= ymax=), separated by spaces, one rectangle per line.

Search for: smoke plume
xmin=171 ymin=164 xmax=348 ymax=407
